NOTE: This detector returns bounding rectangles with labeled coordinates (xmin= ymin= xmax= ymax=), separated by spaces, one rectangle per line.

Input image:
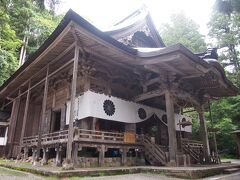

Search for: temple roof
xmin=0 ymin=9 xmax=238 ymax=101
xmin=105 ymin=5 xmax=165 ymax=48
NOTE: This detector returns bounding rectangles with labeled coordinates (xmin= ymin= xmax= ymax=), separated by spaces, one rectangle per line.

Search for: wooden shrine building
xmin=0 ymin=7 xmax=238 ymax=167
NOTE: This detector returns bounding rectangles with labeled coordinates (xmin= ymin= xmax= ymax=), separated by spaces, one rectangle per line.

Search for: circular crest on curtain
xmin=103 ymin=100 xmax=115 ymax=116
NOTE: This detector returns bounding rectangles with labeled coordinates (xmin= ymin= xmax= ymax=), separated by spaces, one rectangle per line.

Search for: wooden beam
xmin=161 ymin=63 xmax=185 ymax=76
xmin=138 ymin=54 xmax=181 ymax=65
xmin=144 ymin=77 xmax=161 ymax=87
xmin=1 ymin=59 xmax=74 ymax=109
xmin=134 ymin=89 xmax=165 ymax=102
xmin=172 ymin=89 xmax=200 ymax=107
xmin=66 ymin=45 xmax=80 ymax=161
xmin=144 ymin=64 xmax=162 ymax=74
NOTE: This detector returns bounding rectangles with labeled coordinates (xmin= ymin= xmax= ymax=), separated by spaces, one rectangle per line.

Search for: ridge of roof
xmin=105 ymin=5 xmax=165 ymax=47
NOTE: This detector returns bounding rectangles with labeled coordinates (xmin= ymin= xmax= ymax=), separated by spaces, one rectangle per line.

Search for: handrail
xmin=181 ymin=139 xmax=202 ymax=163
xmin=182 ymin=139 xmax=203 ymax=146
xmin=141 ymin=135 xmax=167 ymax=165
xmin=75 ymin=128 xmax=124 ymax=143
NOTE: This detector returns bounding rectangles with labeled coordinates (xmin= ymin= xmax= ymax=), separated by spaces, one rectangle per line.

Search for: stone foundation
xmin=75 ymin=157 xmax=145 ymax=167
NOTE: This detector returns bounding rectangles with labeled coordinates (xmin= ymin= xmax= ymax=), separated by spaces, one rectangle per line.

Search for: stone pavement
xmin=1 ymin=159 xmax=240 ymax=179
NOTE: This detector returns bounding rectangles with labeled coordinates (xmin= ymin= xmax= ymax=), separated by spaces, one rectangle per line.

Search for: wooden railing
xmin=23 ymin=129 xmax=132 ymax=147
xmin=22 ymin=135 xmax=38 ymax=146
xmin=41 ymin=130 xmax=69 ymax=145
xmin=181 ymin=138 xmax=203 ymax=163
xmin=74 ymin=129 xmax=125 ymax=144
xmin=182 ymin=139 xmax=203 ymax=149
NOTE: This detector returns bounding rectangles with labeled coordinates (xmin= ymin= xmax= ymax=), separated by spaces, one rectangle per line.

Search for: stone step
xmin=223 ymin=168 xmax=240 ymax=174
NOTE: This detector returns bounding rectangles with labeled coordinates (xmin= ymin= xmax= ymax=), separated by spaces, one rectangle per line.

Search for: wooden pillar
xmin=98 ymin=145 xmax=106 ymax=166
xmin=55 ymin=146 xmax=62 ymax=166
xmin=92 ymin=117 xmax=97 ymax=130
xmin=42 ymin=147 xmax=48 ymax=165
xmin=66 ymin=46 xmax=80 ymax=161
xmin=19 ymin=82 xmax=31 ymax=151
xmin=36 ymin=66 xmax=49 ymax=160
xmin=32 ymin=147 xmax=37 ymax=164
xmin=60 ymin=105 xmax=66 ymax=130
xmin=73 ymin=143 xmax=79 ymax=165
xmin=23 ymin=147 xmax=28 ymax=160
xmin=7 ymin=90 xmax=21 ymax=158
xmin=198 ymin=105 xmax=210 ymax=162
xmin=165 ymin=90 xmax=177 ymax=165
xmin=121 ymin=147 xmax=128 ymax=166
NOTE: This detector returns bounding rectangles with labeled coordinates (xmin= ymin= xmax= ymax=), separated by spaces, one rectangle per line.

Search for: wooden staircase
xmin=142 ymin=135 xmax=167 ymax=166
xmin=181 ymin=139 xmax=203 ymax=164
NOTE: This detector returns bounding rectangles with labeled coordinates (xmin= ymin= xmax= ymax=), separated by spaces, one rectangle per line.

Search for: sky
xmin=58 ymin=0 xmax=216 ymax=37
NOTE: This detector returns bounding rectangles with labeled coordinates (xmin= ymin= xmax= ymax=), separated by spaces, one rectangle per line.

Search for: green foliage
xmin=214 ymin=118 xmax=237 ymax=153
xmin=0 ymin=1 xmax=21 ymax=85
xmin=0 ymin=0 xmax=63 ymax=86
xmin=159 ymin=13 xmax=207 ymax=53
xmin=207 ymin=0 xmax=240 ymax=156
xmin=208 ymin=11 xmax=240 ymax=75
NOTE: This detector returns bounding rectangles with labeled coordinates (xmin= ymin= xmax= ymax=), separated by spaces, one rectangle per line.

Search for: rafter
xmin=134 ymin=89 xmax=165 ymax=102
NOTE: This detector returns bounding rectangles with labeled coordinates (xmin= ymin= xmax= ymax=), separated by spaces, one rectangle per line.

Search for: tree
xmin=208 ymin=0 xmax=240 ymax=157
xmin=159 ymin=13 xmax=207 ymax=53
xmin=0 ymin=0 xmax=21 ymax=85
xmin=208 ymin=11 xmax=240 ymax=76
xmin=0 ymin=0 xmax=63 ymax=86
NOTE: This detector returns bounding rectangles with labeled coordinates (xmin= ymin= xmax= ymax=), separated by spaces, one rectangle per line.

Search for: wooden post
xmin=165 ymin=90 xmax=177 ymax=165
xmin=73 ymin=143 xmax=79 ymax=165
xmin=92 ymin=117 xmax=97 ymax=130
xmin=36 ymin=66 xmax=49 ymax=160
xmin=198 ymin=105 xmax=210 ymax=162
xmin=66 ymin=46 xmax=80 ymax=161
xmin=19 ymin=82 xmax=31 ymax=150
xmin=6 ymin=89 xmax=21 ymax=158
xmin=32 ymin=147 xmax=37 ymax=164
xmin=98 ymin=145 xmax=105 ymax=166
xmin=42 ymin=147 xmax=48 ymax=165
xmin=121 ymin=147 xmax=128 ymax=166
xmin=60 ymin=105 xmax=66 ymax=130
xmin=55 ymin=146 xmax=62 ymax=166
xmin=208 ymin=100 xmax=219 ymax=162
xmin=23 ymin=147 xmax=28 ymax=160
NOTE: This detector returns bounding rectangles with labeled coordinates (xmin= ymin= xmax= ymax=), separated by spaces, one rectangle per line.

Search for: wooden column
xmin=6 ymin=90 xmax=21 ymax=158
xmin=121 ymin=147 xmax=128 ymax=166
xmin=73 ymin=143 xmax=79 ymax=165
xmin=23 ymin=147 xmax=29 ymax=160
xmin=165 ymin=90 xmax=177 ymax=165
xmin=60 ymin=105 xmax=66 ymax=130
xmin=198 ymin=106 xmax=210 ymax=162
xmin=32 ymin=147 xmax=37 ymax=164
xmin=66 ymin=46 xmax=80 ymax=161
xmin=36 ymin=66 xmax=49 ymax=160
xmin=55 ymin=146 xmax=62 ymax=166
xmin=98 ymin=145 xmax=105 ymax=166
xmin=92 ymin=117 xmax=97 ymax=130
xmin=42 ymin=147 xmax=48 ymax=165
xmin=19 ymin=82 xmax=31 ymax=149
